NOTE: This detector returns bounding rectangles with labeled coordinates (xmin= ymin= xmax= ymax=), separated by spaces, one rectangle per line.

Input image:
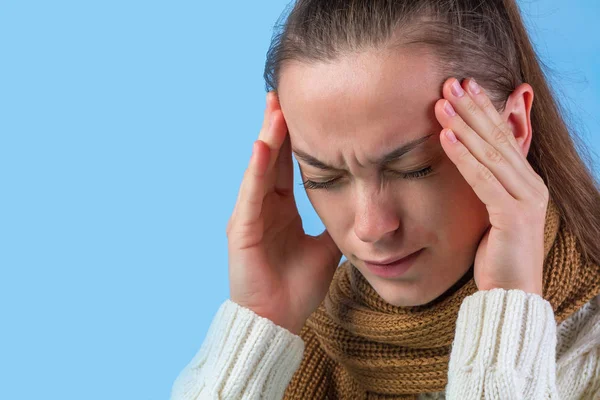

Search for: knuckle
xmin=457 ymin=147 xmax=472 ymax=163
xmin=537 ymin=196 xmax=549 ymax=211
xmin=501 ymin=123 xmax=519 ymax=147
xmin=535 ymin=189 xmax=550 ymax=210
xmin=541 ymin=185 xmax=550 ymax=199
xmin=465 ymin=100 xmax=479 ymax=115
xmin=484 ymin=144 xmax=504 ymax=165
xmin=491 ymin=124 xmax=509 ymax=145
xmin=498 ymin=121 xmax=511 ymax=135
xmin=226 ymin=218 xmax=234 ymax=236
xmin=458 ymin=119 xmax=471 ymax=133
xmin=243 ymin=167 xmax=251 ymax=182
xmin=476 ymin=162 xmax=495 ymax=183
xmin=244 ymin=166 xmax=259 ymax=182
xmin=530 ymin=178 xmax=549 ymax=201
xmin=537 ymin=175 xmax=545 ymax=185
xmin=535 ymin=175 xmax=548 ymax=190
xmin=481 ymin=97 xmax=495 ymax=113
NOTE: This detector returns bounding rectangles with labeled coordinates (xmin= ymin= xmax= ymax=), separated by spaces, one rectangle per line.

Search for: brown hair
xmin=263 ymin=0 xmax=600 ymax=266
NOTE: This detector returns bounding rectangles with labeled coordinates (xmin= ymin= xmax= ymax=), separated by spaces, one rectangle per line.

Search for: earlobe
xmin=501 ymin=83 xmax=534 ymax=158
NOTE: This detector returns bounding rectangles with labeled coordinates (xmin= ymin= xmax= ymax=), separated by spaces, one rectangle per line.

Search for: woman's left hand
xmin=435 ymin=77 xmax=550 ymax=296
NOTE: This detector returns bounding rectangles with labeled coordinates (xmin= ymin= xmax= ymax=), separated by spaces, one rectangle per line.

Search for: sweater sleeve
xmin=446 ymin=288 xmax=560 ymax=399
xmin=555 ymin=294 xmax=600 ymax=399
xmin=170 ymin=299 xmax=305 ymax=400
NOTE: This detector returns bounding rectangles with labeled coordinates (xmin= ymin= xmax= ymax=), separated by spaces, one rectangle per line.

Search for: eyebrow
xmin=292 ymin=133 xmax=435 ymax=170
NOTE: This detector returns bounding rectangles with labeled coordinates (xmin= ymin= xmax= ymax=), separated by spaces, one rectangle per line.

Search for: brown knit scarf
xmin=283 ymin=199 xmax=600 ymax=399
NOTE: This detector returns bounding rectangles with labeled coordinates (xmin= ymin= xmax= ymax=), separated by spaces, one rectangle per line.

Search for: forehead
xmin=277 ymin=48 xmax=443 ymax=165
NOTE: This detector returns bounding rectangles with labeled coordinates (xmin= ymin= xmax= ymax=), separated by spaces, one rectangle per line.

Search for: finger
xmin=259 ymin=91 xmax=283 ymax=151
xmin=461 ymin=79 xmax=521 ymax=149
xmin=435 ymin=88 xmax=536 ymax=200
xmin=462 ymin=78 xmax=540 ymax=179
xmin=443 ymin=78 xmax=529 ymax=171
xmin=234 ymin=140 xmax=271 ymax=226
xmin=440 ymin=127 xmax=515 ymax=209
xmin=275 ymin=128 xmax=294 ymax=194
xmin=231 ymin=142 xmax=258 ymax=217
xmin=465 ymin=80 xmax=541 ymax=186
xmin=231 ymin=94 xmax=283 ymax=221
xmin=259 ymin=91 xmax=278 ymax=143
xmin=448 ymin=78 xmax=542 ymax=189
xmin=261 ymin=110 xmax=289 ymax=193
xmin=435 ymin=99 xmax=534 ymax=200
xmin=260 ymin=97 xmax=288 ymax=191
xmin=265 ymin=110 xmax=288 ymax=173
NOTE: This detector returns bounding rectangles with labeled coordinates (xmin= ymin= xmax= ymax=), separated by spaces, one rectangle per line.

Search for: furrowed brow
xmin=377 ymin=133 xmax=434 ymax=165
xmin=292 ymin=133 xmax=434 ymax=170
xmin=291 ymin=148 xmax=341 ymax=170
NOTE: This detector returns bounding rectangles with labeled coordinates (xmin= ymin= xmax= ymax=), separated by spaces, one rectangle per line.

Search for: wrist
xmin=235 ymin=302 xmax=304 ymax=336
xmin=477 ymin=282 xmax=542 ymax=297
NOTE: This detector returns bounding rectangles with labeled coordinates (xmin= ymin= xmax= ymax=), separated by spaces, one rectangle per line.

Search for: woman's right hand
xmin=226 ymin=91 xmax=342 ymax=336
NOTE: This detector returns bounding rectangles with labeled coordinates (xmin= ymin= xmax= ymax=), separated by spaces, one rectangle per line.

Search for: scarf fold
xmin=284 ymin=199 xmax=600 ymax=399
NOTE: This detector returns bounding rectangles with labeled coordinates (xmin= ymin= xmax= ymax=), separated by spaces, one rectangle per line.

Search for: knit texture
xmin=282 ymin=199 xmax=600 ymax=399
xmin=169 ymin=198 xmax=600 ymax=399
xmin=447 ymin=289 xmax=558 ymax=399
xmin=170 ymin=299 xmax=305 ymax=399
xmin=170 ymin=291 xmax=600 ymax=399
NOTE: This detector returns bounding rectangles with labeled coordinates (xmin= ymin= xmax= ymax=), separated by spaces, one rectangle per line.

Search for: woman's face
xmin=278 ymin=49 xmax=492 ymax=307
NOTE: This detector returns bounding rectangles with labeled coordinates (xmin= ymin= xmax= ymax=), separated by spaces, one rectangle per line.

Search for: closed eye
xmin=388 ymin=165 xmax=433 ymax=180
xmin=300 ymin=166 xmax=434 ymax=190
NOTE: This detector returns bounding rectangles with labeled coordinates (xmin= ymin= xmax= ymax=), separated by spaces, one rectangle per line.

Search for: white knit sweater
xmin=170 ymin=289 xmax=600 ymax=399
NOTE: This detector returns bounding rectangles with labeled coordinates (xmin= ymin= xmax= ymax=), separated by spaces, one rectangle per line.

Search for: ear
xmin=500 ymin=83 xmax=534 ymax=158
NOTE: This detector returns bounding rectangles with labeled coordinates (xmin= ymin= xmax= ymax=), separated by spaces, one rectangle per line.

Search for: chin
xmin=369 ymin=278 xmax=439 ymax=307
xmin=383 ymin=291 xmax=437 ymax=307
xmin=369 ymin=265 xmax=474 ymax=307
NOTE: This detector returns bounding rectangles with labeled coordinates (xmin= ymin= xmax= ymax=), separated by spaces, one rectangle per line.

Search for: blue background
xmin=1 ymin=1 xmax=598 ymax=399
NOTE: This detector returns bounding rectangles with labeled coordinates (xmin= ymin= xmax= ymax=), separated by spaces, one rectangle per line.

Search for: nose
xmin=353 ymin=192 xmax=400 ymax=243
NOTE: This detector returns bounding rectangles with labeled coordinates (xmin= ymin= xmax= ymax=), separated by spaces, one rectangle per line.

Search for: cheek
xmin=410 ymin=161 xmax=489 ymax=245
xmin=432 ymin=166 xmax=490 ymax=249
xmin=431 ymin=157 xmax=482 ymax=208
xmin=306 ymin=192 xmax=353 ymax=245
xmin=307 ymin=192 xmax=351 ymax=228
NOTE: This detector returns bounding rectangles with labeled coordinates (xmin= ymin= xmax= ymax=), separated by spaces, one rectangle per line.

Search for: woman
xmin=171 ymin=0 xmax=600 ymax=398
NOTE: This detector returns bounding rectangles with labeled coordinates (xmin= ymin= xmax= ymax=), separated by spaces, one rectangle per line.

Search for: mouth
xmin=362 ymin=248 xmax=424 ymax=279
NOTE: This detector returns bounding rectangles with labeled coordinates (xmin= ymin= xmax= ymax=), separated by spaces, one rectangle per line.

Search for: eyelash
xmin=301 ymin=166 xmax=434 ymax=190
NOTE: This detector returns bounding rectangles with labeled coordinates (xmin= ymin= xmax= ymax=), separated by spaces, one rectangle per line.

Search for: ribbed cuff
xmin=170 ymin=299 xmax=305 ymax=400
xmin=447 ymin=288 xmax=557 ymax=399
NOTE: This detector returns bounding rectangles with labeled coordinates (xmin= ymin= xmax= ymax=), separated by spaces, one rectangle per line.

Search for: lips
xmin=362 ymin=248 xmax=424 ymax=279
xmin=363 ymin=249 xmax=421 ymax=266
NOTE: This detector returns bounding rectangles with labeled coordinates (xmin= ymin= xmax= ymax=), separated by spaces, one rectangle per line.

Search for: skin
xmin=277 ymin=49 xmax=536 ymax=307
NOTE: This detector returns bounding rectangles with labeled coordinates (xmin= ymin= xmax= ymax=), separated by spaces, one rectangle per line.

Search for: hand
xmin=226 ymin=91 xmax=342 ymax=335
xmin=435 ymin=78 xmax=550 ymax=296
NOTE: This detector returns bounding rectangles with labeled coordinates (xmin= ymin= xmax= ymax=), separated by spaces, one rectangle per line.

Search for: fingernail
xmin=469 ymin=79 xmax=481 ymax=94
xmin=451 ymin=80 xmax=465 ymax=97
xmin=445 ymin=129 xmax=458 ymax=144
xmin=444 ymin=100 xmax=456 ymax=116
